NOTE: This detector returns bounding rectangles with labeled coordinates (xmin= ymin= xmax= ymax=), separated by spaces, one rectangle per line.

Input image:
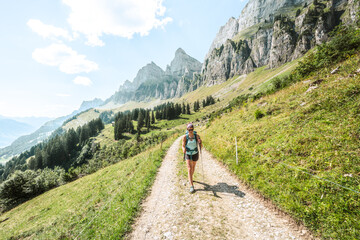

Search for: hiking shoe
xmin=190 ymin=186 xmax=195 ymax=193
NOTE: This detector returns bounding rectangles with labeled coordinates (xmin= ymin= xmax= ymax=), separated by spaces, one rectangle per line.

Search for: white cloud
xmin=62 ymin=0 xmax=173 ymax=46
xmin=27 ymin=19 xmax=73 ymax=41
xmin=73 ymin=76 xmax=92 ymax=86
xmin=32 ymin=43 xmax=98 ymax=74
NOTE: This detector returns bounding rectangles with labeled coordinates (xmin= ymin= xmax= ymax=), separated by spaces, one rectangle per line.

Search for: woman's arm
xmin=182 ymin=135 xmax=186 ymax=153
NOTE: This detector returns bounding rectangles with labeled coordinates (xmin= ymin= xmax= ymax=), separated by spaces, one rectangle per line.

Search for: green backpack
xmin=185 ymin=130 xmax=198 ymax=154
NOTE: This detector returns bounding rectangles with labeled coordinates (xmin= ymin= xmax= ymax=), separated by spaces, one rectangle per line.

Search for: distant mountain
xmin=11 ymin=116 xmax=52 ymax=129
xmin=0 ymin=116 xmax=52 ymax=148
xmin=0 ymin=119 xmax=32 ymax=148
xmin=103 ymin=48 xmax=202 ymax=107
xmin=78 ymin=98 xmax=104 ymax=112
xmin=0 ymin=98 xmax=103 ymax=163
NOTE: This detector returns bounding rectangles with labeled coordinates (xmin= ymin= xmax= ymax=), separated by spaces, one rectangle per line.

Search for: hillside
xmin=202 ymin=52 xmax=360 ymax=238
xmin=0 ymin=133 xmax=178 ymax=239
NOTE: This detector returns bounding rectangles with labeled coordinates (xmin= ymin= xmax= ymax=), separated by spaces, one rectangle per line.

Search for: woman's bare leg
xmin=191 ymin=160 xmax=197 ymax=181
xmin=186 ymin=160 xmax=193 ymax=186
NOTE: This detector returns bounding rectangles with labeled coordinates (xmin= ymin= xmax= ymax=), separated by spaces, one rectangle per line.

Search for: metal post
xmin=235 ymin=137 xmax=238 ymax=165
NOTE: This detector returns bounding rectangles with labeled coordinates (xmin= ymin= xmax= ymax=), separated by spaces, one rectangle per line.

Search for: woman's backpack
xmin=185 ymin=130 xmax=198 ymax=154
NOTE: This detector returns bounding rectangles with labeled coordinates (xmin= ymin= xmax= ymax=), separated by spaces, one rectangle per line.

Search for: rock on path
xmin=128 ymin=137 xmax=313 ymax=240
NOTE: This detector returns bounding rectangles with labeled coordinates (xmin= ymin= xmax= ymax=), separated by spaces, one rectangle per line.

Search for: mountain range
xmin=1 ymin=0 xmax=358 ymax=163
xmin=102 ymin=48 xmax=202 ymax=107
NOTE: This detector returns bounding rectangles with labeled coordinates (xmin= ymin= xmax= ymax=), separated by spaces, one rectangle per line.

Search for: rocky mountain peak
xmin=205 ymin=0 xmax=311 ymax=58
xmin=237 ymin=0 xmax=311 ymax=31
xmin=132 ymin=61 xmax=165 ymax=88
xmin=205 ymin=17 xmax=239 ymax=59
xmin=79 ymin=98 xmax=104 ymax=112
xmin=201 ymin=0 xmax=353 ymax=85
xmin=121 ymin=80 xmax=132 ymax=91
xmin=167 ymin=48 xmax=202 ymax=77
xmin=175 ymin=48 xmax=186 ymax=56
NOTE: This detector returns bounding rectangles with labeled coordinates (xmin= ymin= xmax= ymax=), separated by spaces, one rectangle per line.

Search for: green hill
xmin=202 ymin=53 xmax=360 ymax=238
xmin=0 ymin=134 xmax=178 ymax=239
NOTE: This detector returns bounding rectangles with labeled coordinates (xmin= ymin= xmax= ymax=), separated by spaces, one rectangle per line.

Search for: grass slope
xmin=202 ymin=54 xmax=360 ymax=239
xmin=0 ymin=134 xmax=178 ymax=239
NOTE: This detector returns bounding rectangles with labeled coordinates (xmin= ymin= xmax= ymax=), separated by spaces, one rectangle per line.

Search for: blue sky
xmin=0 ymin=0 xmax=247 ymax=118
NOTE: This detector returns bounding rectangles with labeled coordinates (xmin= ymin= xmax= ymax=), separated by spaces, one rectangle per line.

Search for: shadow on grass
xmin=194 ymin=181 xmax=246 ymax=198
xmin=119 ymin=135 xmax=132 ymax=140
xmin=179 ymin=116 xmax=190 ymax=120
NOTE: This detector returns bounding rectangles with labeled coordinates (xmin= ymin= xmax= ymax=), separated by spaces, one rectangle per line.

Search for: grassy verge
xmin=0 ymin=134 xmax=178 ymax=239
xmin=202 ymin=54 xmax=360 ymax=239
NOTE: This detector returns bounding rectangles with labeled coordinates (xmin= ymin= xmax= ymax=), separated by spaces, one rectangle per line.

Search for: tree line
xmin=194 ymin=95 xmax=216 ymax=112
xmin=0 ymin=118 xmax=104 ymax=182
xmin=154 ymin=102 xmax=189 ymax=120
xmin=0 ymin=118 xmax=104 ymax=212
xmin=114 ymin=101 xmax=192 ymax=140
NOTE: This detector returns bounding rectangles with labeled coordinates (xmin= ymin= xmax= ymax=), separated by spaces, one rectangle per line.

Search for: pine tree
xmin=151 ymin=111 xmax=155 ymax=124
xmin=114 ymin=120 xmax=122 ymax=140
xmin=137 ymin=110 xmax=144 ymax=134
xmin=182 ymin=103 xmax=186 ymax=114
xmin=162 ymin=107 xmax=167 ymax=119
xmin=156 ymin=110 xmax=160 ymax=120
xmin=187 ymin=103 xmax=191 ymax=114
xmin=79 ymin=125 xmax=90 ymax=145
xmin=146 ymin=110 xmax=151 ymax=131
xmin=145 ymin=110 xmax=149 ymax=127
xmin=28 ymin=157 xmax=36 ymax=170
xmin=34 ymin=147 xmax=43 ymax=170
xmin=65 ymin=128 xmax=78 ymax=154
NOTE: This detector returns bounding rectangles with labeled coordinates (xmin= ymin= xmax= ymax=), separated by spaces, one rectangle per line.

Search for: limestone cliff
xmin=202 ymin=0 xmax=354 ymax=84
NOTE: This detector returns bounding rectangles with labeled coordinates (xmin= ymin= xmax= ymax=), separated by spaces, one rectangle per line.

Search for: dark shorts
xmin=184 ymin=152 xmax=199 ymax=161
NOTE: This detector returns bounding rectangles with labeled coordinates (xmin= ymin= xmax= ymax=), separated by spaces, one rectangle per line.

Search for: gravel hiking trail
xmin=128 ymin=137 xmax=314 ymax=240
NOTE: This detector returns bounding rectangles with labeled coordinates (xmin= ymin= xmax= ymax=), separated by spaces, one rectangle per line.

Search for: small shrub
xmin=254 ymin=109 xmax=265 ymax=119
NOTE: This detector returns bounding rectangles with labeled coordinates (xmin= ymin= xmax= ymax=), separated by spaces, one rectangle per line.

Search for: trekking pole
xmin=200 ymin=143 xmax=205 ymax=183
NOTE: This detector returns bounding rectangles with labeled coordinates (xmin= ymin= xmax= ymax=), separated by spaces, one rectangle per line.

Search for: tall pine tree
xmin=151 ymin=111 xmax=155 ymax=124
xmin=137 ymin=110 xmax=144 ymax=134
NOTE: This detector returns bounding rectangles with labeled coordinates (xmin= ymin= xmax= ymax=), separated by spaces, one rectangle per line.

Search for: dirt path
xmin=128 ymin=137 xmax=313 ymax=240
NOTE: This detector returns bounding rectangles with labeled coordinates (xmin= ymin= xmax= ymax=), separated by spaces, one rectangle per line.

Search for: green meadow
xmin=0 ymin=134 xmax=178 ymax=239
xmin=202 ymin=53 xmax=360 ymax=239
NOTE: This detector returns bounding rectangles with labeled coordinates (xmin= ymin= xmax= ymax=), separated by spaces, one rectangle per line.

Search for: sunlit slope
xmin=177 ymin=59 xmax=299 ymax=106
xmin=202 ymin=54 xmax=360 ymax=239
xmin=0 ymin=135 xmax=177 ymax=239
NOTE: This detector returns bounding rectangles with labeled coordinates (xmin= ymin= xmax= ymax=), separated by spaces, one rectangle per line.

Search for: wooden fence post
xmin=235 ymin=137 xmax=238 ymax=165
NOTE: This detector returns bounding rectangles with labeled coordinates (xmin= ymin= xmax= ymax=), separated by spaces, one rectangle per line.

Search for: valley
xmin=0 ymin=0 xmax=359 ymax=239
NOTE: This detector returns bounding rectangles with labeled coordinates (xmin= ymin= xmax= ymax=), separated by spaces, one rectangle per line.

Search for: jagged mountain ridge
xmin=104 ymin=48 xmax=202 ymax=105
xmin=202 ymin=0 xmax=359 ymax=85
xmin=206 ymin=0 xmax=312 ymax=58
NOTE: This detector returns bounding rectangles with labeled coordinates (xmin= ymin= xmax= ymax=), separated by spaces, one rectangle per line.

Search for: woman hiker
xmin=182 ymin=123 xmax=202 ymax=193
